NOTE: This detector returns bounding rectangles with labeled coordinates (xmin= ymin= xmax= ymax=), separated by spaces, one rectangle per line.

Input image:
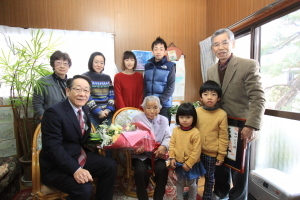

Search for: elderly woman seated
xmin=132 ymin=95 xmax=171 ymax=200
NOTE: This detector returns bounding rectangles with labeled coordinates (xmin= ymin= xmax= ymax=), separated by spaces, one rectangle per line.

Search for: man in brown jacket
xmin=207 ymin=28 xmax=265 ymax=200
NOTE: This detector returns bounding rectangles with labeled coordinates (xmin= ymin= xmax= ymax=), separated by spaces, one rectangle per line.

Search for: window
xmin=260 ymin=9 xmax=300 ymax=112
xmin=257 ymin=9 xmax=300 ymax=179
xmin=232 ymin=2 xmax=300 ymax=179
xmin=234 ymin=34 xmax=251 ymax=59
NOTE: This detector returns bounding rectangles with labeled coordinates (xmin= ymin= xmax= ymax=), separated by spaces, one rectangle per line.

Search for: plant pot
xmin=19 ymin=156 xmax=32 ymax=186
xmin=21 ymin=175 xmax=32 ymax=187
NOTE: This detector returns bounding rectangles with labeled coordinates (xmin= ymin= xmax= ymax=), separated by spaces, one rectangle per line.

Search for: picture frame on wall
xmin=132 ymin=50 xmax=153 ymax=70
xmin=223 ymin=116 xmax=247 ymax=173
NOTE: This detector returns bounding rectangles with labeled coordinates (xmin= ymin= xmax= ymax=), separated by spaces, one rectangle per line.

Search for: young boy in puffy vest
xmin=144 ymin=36 xmax=176 ymax=123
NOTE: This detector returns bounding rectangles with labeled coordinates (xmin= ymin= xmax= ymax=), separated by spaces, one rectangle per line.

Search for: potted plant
xmin=168 ymin=101 xmax=201 ymax=115
xmin=0 ymin=29 xmax=59 ymax=184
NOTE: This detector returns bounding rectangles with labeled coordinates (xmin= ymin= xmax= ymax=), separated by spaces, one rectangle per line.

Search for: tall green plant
xmin=0 ymin=29 xmax=60 ymax=158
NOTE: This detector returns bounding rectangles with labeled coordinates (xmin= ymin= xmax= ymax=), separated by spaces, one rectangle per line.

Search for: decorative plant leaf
xmin=0 ymin=29 xmax=60 ymax=158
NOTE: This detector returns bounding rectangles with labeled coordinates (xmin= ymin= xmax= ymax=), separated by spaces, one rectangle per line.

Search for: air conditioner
xmin=248 ymin=168 xmax=300 ymax=200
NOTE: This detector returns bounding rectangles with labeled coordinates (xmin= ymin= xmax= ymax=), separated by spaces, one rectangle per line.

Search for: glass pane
xmin=260 ymin=9 xmax=300 ymax=112
xmin=255 ymin=115 xmax=300 ymax=179
xmin=234 ymin=34 xmax=251 ymax=59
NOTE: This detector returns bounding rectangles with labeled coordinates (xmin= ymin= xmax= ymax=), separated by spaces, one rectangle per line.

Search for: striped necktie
xmin=77 ymin=109 xmax=86 ymax=167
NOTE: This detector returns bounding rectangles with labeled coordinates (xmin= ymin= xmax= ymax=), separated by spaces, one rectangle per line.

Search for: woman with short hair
xmin=132 ymin=95 xmax=171 ymax=200
xmin=32 ymin=50 xmax=71 ymax=120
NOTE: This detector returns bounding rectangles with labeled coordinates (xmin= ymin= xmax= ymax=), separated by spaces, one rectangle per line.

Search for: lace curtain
xmin=199 ymin=36 xmax=216 ymax=82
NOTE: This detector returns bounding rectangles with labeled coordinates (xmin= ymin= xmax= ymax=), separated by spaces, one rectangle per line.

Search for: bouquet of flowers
xmin=88 ymin=121 xmax=156 ymax=152
xmin=89 ymin=123 xmax=123 ymax=148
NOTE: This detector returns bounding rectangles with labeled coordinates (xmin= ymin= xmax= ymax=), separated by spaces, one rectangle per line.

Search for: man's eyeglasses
xmin=212 ymin=40 xmax=231 ymax=48
xmin=55 ymin=61 xmax=69 ymax=67
xmin=71 ymin=88 xmax=90 ymax=94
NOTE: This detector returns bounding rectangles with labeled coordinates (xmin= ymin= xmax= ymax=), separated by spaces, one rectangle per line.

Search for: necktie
xmin=77 ymin=109 xmax=85 ymax=135
xmin=77 ymin=109 xmax=86 ymax=167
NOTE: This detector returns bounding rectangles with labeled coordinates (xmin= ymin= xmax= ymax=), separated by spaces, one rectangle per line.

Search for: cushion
xmin=0 ymin=164 xmax=9 ymax=179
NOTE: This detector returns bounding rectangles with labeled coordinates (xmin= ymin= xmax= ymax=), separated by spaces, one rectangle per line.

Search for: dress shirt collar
xmin=68 ymin=99 xmax=84 ymax=118
xmin=218 ymin=53 xmax=232 ymax=71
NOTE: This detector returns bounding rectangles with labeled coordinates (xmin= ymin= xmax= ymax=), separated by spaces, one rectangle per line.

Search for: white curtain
xmin=0 ymin=25 xmax=118 ymax=98
xmin=254 ymin=115 xmax=300 ymax=179
xmin=199 ymin=37 xmax=217 ymax=82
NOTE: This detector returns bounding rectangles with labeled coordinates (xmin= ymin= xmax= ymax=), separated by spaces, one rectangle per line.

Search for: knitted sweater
xmin=196 ymin=107 xmax=228 ymax=161
xmin=82 ymin=71 xmax=115 ymax=114
xmin=114 ymin=72 xmax=143 ymax=110
xmin=169 ymin=127 xmax=201 ymax=168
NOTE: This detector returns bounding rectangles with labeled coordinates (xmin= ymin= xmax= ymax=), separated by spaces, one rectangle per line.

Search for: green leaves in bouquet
xmin=86 ymin=120 xmax=123 ymax=147
xmin=88 ymin=132 xmax=103 ymax=146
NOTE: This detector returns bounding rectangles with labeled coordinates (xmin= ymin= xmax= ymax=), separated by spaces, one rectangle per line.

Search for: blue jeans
xmin=89 ymin=111 xmax=112 ymax=128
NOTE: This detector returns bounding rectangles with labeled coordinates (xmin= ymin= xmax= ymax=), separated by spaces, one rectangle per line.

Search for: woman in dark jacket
xmin=32 ymin=50 xmax=71 ymax=120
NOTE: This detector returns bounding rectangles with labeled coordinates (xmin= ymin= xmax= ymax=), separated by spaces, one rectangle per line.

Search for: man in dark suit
xmin=207 ymin=28 xmax=265 ymax=200
xmin=40 ymin=75 xmax=117 ymax=200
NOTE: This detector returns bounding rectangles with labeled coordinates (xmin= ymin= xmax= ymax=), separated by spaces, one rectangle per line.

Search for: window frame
xmin=230 ymin=0 xmax=300 ymax=119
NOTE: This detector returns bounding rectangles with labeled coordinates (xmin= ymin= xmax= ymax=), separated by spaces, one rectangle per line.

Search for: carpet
xmin=12 ymin=180 xmax=202 ymax=200
xmin=11 ymin=188 xmax=32 ymax=200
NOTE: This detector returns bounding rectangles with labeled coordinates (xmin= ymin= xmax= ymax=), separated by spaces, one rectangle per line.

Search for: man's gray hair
xmin=211 ymin=28 xmax=235 ymax=44
xmin=141 ymin=96 xmax=162 ymax=109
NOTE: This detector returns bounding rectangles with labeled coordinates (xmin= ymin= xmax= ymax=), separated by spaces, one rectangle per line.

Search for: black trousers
xmin=213 ymin=145 xmax=250 ymax=200
xmin=132 ymin=158 xmax=168 ymax=200
xmin=43 ymin=152 xmax=117 ymax=200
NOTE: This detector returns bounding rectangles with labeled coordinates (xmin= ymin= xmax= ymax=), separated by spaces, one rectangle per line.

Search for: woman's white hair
xmin=141 ymin=96 xmax=162 ymax=109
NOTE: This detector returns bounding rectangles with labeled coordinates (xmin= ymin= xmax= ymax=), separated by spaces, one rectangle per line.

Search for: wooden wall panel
xmin=0 ymin=0 xmax=207 ymax=102
xmin=206 ymin=0 xmax=277 ymax=37
xmin=0 ymin=0 xmax=10 ymax=26
xmin=2 ymin=0 xmax=30 ymax=28
xmin=29 ymin=0 xmax=56 ymax=29
xmin=114 ymin=0 xmax=207 ymax=102
xmin=64 ymin=0 xmax=83 ymax=31
xmin=183 ymin=0 xmax=206 ymax=101
xmin=0 ymin=0 xmax=280 ymax=102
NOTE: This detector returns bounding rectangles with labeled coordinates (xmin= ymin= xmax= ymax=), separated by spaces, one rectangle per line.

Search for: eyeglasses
xmin=212 ymin=40 xmax=231 ymax=48
xmin=71 ymin=88 xmax=90 ymax=94
xmin=55 ymin=61 xmax=69 ymax=67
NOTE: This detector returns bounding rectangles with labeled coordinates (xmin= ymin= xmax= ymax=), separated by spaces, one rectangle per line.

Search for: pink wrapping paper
xmin=102 ymin=122 xmax=156 ymax=152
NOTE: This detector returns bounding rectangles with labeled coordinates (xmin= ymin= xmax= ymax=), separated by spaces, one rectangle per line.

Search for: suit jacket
xmin=207 ymin=54 xmax=265 ymax=130
xmin=40 ymin=99 xmax=91 ymax=183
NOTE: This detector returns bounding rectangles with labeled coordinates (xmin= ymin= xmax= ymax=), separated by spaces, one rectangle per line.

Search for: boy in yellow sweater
xmin=196 ymin=80 xmax=228 ymax=200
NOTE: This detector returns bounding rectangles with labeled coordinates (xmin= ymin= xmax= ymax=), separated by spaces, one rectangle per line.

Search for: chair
xmin=112 ymin=107 xmax=155 ymax=198
xmin=31 ymin=124 xmax=98 ymax=200
xmin=112 ymin=107 xmax=143 ymax=127
xmin=31 ymin=123 xmax=68 ymax=200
